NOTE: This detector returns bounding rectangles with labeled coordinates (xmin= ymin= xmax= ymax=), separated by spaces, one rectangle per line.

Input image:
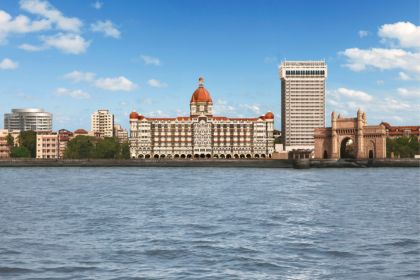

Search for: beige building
xmin=114 ymin=124 xmax=128 ymax=143
xmin=279 ymin=61 xmax=327 ymax=151
xmin=129 ymin=78 xmax=275 ymax=159
xmin=314 ymin=110 xmax=386 ymax=159
xmin=91 ymin=109 xmax=114 ymax=137
xmin=0 ymin=129 xmax=20 ymax=158
xmin=36 ymin=131 xmax=59 ymax=159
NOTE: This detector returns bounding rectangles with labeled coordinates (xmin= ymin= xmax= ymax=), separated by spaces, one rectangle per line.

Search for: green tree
xmin=19 ymin=131 xmax=37 ymax=158
xmin=6 ymin=133 xmax=14 ymax=147
xmin=387 ymin=136 xmax=420 ymax=158
xmin=10 ymin=146 xmax=31 ymax=158
xmin=64 ymin=135 xmax=95 ymax=159
xmin=94 ymin=137 xmax=120 ymax=159
xmin=120 ymin=142 xmax=131 ymax=159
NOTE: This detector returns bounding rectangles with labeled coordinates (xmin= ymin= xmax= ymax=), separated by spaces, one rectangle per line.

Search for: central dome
xmin=190 ymin=77 xmax=212 ymax=103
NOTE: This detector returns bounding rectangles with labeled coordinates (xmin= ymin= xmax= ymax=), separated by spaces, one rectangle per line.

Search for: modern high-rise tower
xmin=279 ymin=61 xmax=327 ymax=151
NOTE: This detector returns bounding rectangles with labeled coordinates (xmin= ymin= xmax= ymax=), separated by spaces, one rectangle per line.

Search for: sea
xmin=0 ymin=167 xmax=419 ymax=280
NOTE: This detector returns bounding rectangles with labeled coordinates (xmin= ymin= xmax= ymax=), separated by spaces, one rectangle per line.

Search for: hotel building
xmin=279 ymin=61 xmax=327 ymax=151
xmin=91 ymin=109 xmax=114 ymax=137
xmin=129 ymin=78 xmax=274 ymax=159
xmin=4 ymin=108 xmax=52 ymax=132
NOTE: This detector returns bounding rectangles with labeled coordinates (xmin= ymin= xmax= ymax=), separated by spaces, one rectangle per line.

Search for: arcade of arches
xmin=314 ymin=110 xmax=386 ymax=160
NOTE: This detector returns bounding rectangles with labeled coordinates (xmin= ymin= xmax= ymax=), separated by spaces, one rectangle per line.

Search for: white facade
xmin=4 ymin=108 xmax=52 ymax=132
xmin=91 ymin=109 xmax=114 ymax=137
xmin=279 ymin=61 xmax=327 ymax=151
xmin=129 ymin=78 xmax=275 ymax=159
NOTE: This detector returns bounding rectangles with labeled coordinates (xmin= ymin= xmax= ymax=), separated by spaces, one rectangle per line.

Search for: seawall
xmin=0 ymin=158 xmax=418 ymax=168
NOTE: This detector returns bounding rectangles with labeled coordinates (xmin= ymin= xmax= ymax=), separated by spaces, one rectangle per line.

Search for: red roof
xmin=74 ymin=129 xmax=88 ymax=134
xmin=265 ymin=112 xmax=274 ymax=119
xmin=190 ymin=86 xmax=213 ymax=103
xmin=129 ymin=112 xmax=138 ymax=119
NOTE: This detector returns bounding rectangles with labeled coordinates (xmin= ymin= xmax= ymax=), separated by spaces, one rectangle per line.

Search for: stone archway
xmin=323 ymin=150 xmax=328 ymax=159
xmin=367 ymin=140 xmax=375 ymax=159
xmin=340 ymin=137 xmax=355 ymax=159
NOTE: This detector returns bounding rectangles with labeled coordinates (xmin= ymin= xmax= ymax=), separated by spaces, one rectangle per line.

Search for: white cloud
xmin=95 ymin=76 xmax=137 ymax=91
xmin=63 ymin=70 xmax=96 ymax=82
xmin=398 ymin=71 xmax=411 ymax=80
xmin=213 ymin=99 xmax=236 ymax=115
xmin=147 ymin=79 xmax=167 ymax=88
xmin=397 ymin=87 xmax=420 ymax=98
xmin=378 ymin=21 xmax=420 ymax=48
xmin=335 ymin=87 xmax=373 ymax=102
xmin=358 ymin=30 xmax=368 ymax=38
xmin=0 ymin=10 xmax=50 ymax=43
xmin=91 ymin=20 xmax=120 ymax=39
xmin=55 ymin=87 xmax=90 ymax=99
xmin=18 ymin=43 xmax=45 ymax=51
xmin=341 ymin=48 xmax=420 ymax=77
xmin=0 ymin=58 xmax=18 ymax=70
xmin=239 ymin=104 xmax=261 ymax=114
xmin=92 ymin=0 xmax=103 ymax=9
xmin=20 ymin=0 xmax=82 ymax=33
xmin=42 ymin=33 xmax=90 ymax=54
xmin=140 ymin=55 xmax=160 ymax=66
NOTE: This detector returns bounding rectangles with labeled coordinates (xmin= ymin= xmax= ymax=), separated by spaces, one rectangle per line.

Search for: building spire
xmin=198 ymin=76 xmax=204 ymax=87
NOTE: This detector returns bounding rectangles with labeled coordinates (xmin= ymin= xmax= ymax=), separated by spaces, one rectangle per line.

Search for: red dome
xmin=190 ymin=77 xmax=212 ymax=103
xmin=129 ymin=112 xmax=138 ymax=119
xmin=265 ymin=112 xmax=274 ymax=119
xmin=190 ymin=87 xmax=212 ymax=103
xmin=138 ymin=115 xmax=145 ymax=120
xmin=74 ymin=129 xmax=88 ymax=134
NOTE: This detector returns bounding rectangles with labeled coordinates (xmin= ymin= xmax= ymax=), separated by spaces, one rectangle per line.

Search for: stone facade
xmin=314 ymin=110 xmax=386 ymax=159
xmin=129 ymin=78 xmax=275 ymax=159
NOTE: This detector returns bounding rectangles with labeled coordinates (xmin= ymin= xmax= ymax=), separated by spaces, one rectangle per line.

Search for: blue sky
xmin=0 ymin=0 xmax=419 ymax=131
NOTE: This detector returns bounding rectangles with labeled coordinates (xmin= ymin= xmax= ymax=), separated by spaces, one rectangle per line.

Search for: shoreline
xmin=0 ymin=158 xmax=418 ymax=168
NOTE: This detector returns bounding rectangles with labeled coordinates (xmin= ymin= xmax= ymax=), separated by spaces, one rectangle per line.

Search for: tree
xmin=19 ymin=131 xmax=37 ymax=158
xmin=10 ymin=146 xmax=31 ymax=158
xmin=120 ymin=142 xmax=131 ymax=159
xmin=387 ymin=136 xmax=420 ymax=158
xmin=64 ymin=135 xmax=95 ymax=159
xmin=6 ymin=133 xmax=14 ymax=147
xmin=94 ymin=137 xmax=120 ymax=159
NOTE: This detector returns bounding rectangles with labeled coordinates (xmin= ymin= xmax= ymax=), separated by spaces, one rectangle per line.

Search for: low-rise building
xmin=36 ymin=131 xmax=59 ymax=159
xmin=114 ymin=124 xmax=128 ymax=143
xmin=381 ymin=122 xmax=420 ymax=141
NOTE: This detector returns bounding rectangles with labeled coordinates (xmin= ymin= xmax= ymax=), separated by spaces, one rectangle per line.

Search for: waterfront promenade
xmin=0 ymin=158 xmax=418 ymax=168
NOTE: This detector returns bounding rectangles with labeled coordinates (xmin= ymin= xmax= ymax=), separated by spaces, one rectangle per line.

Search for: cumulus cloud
xmin=55 ymin=87 xmax=90 ymax=99
xmin=92 ymin=0 xmax=103 ymax=9
xmin=0 ymin=9 xmax=50 ymax=43
xmin=147 ymin=79 xmax=167 ymax=88
xmin=20 ymin=0 xmax=82 ymax=33
xmin=341 ymin=48 xmax=420 ymax=77
xmin=0 ymin=58 xmax=18 ymax=70
xmin=397 ymin=87 xmax=420 ymax=98
xmin=140 ymin=55 xmax=160 ymax=66
xmin=63 ymin=70 xmax=96 ymax=82
xmin=334 ymin=87 xmax=373 ymax=102
xmin=378 ymin=21 xmax=420 ymax=48
xmin=213 ymin=99 xmax=236 ymax=115
xmin=358 ymin=30 xmax=368 ymax=38
xmin=95 ymin=76 xmax=137 ymax=91
xmin=42 ymin=33 xmax=90 ymax=54
xmin=91 ymin=20 xmax=120 ymax=39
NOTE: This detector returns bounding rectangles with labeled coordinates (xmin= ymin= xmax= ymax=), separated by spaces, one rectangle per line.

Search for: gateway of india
xmin=129 ymin=77 xmax=274 ymax=159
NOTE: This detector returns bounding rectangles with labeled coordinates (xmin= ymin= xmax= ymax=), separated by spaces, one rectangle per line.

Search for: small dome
xmin=190 ymin=77 xmax=212 ymax=103
xmin=129 ymin=112 xmax=138 ymax=119
xmin=264 ymin=112 xmax=274 ymax=119
xmin=138 ymin=115 xmax=145 ymax=120
xmin=74 ymin=129 xmax=88 ymax=134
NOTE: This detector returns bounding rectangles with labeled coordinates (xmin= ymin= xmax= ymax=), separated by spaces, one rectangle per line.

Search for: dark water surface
xmin=0 ymin=167 xmax=419 ymax=279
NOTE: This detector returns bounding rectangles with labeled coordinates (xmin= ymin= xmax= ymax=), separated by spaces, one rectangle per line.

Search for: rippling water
xmin=0 ymin=167 xmax=419 ymax=279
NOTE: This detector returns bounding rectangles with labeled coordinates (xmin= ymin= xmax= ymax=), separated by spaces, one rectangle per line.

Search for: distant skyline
xmin=0 ymin=0 xmax=419 ymax=130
